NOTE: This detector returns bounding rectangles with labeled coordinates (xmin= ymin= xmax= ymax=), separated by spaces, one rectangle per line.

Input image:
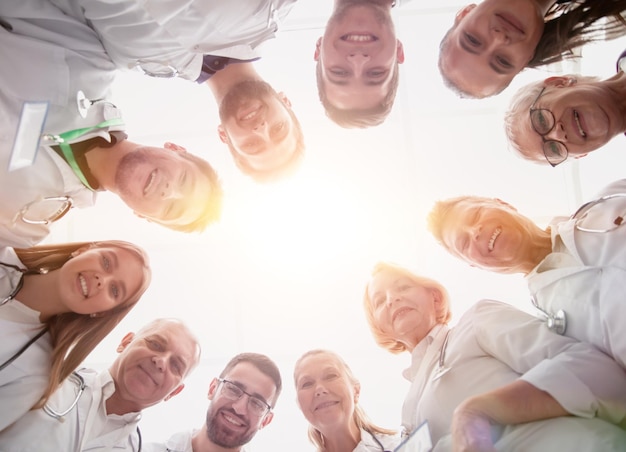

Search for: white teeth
xmin=488 ymin=228 xmax=501 ymax=252
xmin=242 ymin=109 xmax=259 ymax=121
xmin=79 ymin=275 xmax=88 ymax=297
xmin=223 ymin=413 xmax=244 ymax=427
xmin=144 ymin=170 xmax=156 ymax=195
xmin=574 ymin=111 xmax=586 ymax=137
xmin=316 ymin=401 xmax=336 ymax=410
xmin=343 ymin=34 xmax=375 ymax=42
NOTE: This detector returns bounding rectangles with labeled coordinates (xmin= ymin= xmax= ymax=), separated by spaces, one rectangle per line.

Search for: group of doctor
xmin=3 ymin=0 xmax=626 ymax=451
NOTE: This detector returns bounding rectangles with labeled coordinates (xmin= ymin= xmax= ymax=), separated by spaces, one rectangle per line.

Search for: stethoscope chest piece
xmin=531 ymin=296 xmax=567 ymax=335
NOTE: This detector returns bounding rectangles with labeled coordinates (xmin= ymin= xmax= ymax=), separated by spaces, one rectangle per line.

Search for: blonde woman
xmin=0 ymin=240 xmax=151 ymax=431
xmin=294 ymin=349 xmax=400 ymax=452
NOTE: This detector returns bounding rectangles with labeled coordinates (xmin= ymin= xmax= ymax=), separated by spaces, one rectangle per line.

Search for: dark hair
xmin=220 ymin=353 xmax=283 ymax=407
xmin=316 ymin=60 xmax=400 ymax=128
xmin=530 ymin=0 xmax=626 ymax=67
xmin=154 ymin=151 xmax=223 ymax=233
xmin=226 ymin=107 xmax=306 ymax=183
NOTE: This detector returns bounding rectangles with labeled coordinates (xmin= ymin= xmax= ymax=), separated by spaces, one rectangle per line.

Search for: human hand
xmin=451 ymin=399 xmax=496 ymax=452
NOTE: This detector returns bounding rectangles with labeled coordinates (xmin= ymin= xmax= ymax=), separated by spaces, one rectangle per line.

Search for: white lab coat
xmin=143 ymin=430 xmax=249 ymax=452
xmin=48 ymin=0 xmax=298 ymax=80
xmin=0 ymin=247 xmax=52 ymax=432
xmin=526 ymin=179 xmax=626 ymax=368
xmin=0 ymin=368 xmax=142 ymax=451
xmin=401 ymin=300 xmax=626 ymax=449
xmin=355 ymin=430 xmax=401 ymax=451
xmin=0 ymin=1 xmax=125 ymax=247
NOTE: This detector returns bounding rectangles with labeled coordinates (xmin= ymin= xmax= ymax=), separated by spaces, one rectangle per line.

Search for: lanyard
xmin=48 ymin=118 xmax=124 ymax=191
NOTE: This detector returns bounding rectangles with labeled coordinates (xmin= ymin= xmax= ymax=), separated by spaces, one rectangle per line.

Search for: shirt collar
xmin=402 ymin=324 xmax=447 ymax=381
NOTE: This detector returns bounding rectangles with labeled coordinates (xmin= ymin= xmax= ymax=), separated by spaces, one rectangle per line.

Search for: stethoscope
xmin=530 ymin=295 xmax=567 ymax=335
xmin=42 ymin=371 xmax=142 ymax=451
xmin=0 ymin=261 xmax=25 ymax=307
xmin=571 ymin=192 xmax=626 ymax=233
xmin=369 ymin=429 xmax=392 ymax=452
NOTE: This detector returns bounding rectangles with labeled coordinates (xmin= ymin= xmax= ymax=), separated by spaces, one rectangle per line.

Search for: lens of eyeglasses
xmin=530 ymin=109 xmax=554 ymax=135
xmin=20 ymin=197 xmax=72 ymax=225
xmin=575 ymin=195 xmax=626 ymax=232
xmin=542 ymin=141 xmax=567 ymax=166
xmin=221 ymin=381 xmax=268 ymax=415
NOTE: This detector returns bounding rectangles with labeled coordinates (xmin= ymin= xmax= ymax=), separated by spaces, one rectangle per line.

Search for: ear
xmin=314 ymin=37 xmax=321 ymax=61
xmin=260 ymin=411 xmax=274 ymax=429
xmin=217 ymin=125 xmax=229 ymax=144
xmin=396 ymin=40 xmax=405 ymax=64
xmin=454 ymin=4 xmax=477 ymax=25
xmin=116 ymin=332 xmax=135 ymax=353
xmin=544 ymin=76 xmax=577 ymax=88
xmin=278 ymin=92 xmax=292 ymax=108
xmin=207 ymin=377 xmax=220 ymax=401
xmin=164 ymin=384 xmax=185 ymax=401
xmin=163 ymin=142 xmax=187 ymax=154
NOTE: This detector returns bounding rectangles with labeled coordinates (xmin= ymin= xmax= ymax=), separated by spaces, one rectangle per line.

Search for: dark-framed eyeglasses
xmin=217 ymin=378 xmax=272 ymax=417
xmin=529 ymin=87 xmax=569 ymax=167
xmin=15 ymin=196 xmax=73 ymax=225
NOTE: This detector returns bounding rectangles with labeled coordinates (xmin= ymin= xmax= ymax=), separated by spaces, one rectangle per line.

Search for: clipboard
xmin=394 ymin=421 xmax=433 ymax=452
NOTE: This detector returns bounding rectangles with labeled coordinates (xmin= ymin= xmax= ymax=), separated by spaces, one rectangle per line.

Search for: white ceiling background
xmin=41 ymin=1 xmax=626 ymax=450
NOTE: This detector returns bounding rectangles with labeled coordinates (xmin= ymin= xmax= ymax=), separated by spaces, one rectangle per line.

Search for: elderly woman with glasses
xmin=428 ymin=178 xmax=626 ymax=370
xmin=364 ymin=261 xmax=626 ymax=451
xmin=294 ymin=349 xmax=400 ymax=452
xmin=504 ymin=69 xmax=626 ymax=166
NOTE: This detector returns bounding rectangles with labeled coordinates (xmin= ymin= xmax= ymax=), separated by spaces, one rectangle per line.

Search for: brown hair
xmin=294 ymin=349 xmax=396 ymax=451
xmin=14 ymin=240 xmax=151 ymax=408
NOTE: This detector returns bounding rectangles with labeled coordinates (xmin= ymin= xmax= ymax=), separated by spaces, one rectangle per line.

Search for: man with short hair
xmin=144 ymin=353 xmax=282 ymax=452
xmin=0 ymin=318 xmax=202 ymax=451
xmin=315 ymin=0 xmax=405 ymax=128
xmin=0 ymin=2 xmax=222 ymax=247
xmin=504 ymin=71 xmax=626 ymax=166
xmin=44 ymin=0 xmax=305 ymax=182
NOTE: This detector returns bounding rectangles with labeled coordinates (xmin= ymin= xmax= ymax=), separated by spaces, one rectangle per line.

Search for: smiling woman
xmin=0 ymin=240 xmax=150 ymax=431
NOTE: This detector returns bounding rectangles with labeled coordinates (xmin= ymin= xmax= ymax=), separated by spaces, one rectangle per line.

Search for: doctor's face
xmin=114 ymin=144 xmax=215 ymax=228
xmin=204 ymin=362 xmax=275 ymax=448
xmin=58 ymin=245 xmax=146 ymax=315
xmin=294 ymin=352 xmax=358 ymax=433
xmin=218 ymin=80 xmax=301 ymax=175
xmin=367 ymin=268 xmax=439 ymax=350
xmin=438 ymin=198 xmax=535 ymax=272
xmin=440 ymin=0 xmax=544 ymax=97
xmin=316 ymin=1 xmax=404 ymax=110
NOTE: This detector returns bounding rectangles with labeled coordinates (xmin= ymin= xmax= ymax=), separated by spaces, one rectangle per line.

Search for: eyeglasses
xmin=529 ymin=87 xmax=569 ymax=167
xmin=43 ymin=371 xmax=86 ymax=420
xmin=15 ymin=196 xmax=73 ymax=225
xmin=217 ymin=378 xmax=272 ymax=417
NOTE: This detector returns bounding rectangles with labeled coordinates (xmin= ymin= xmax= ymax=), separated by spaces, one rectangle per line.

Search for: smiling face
xmin=110 ymin=320 xmax=199 ymax=412
xmin=366 ymin=268 xmax=440 ymax=350
xmin=511 ymin=77 xmax=626 ymax=163
xmin=218 ymin=80 xmax=300 ymax=174
xmin=204 ymin=361 xmax=276 ymax=448
xmin=440 ymin=0 xmax=545 ymax=97
xmin=438 ymin=198 xmax=538 ymax=273
xmin=114 ymin=145 xmax=213 ymax=228
xmin=316 ymin=1 xmax=404 ymax=110
xmin=58 ymin=245 xmax=144 ymax=315
xmin=294 ymin=352 xmax=359 ymax=435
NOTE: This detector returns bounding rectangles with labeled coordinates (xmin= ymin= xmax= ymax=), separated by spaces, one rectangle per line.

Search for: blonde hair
xmin=294 ymin=349 xmax=396 ymax=451
xmin=14 ymin=240 xmax=151 ymax=408
xmin=363 ymin=262 xmax=452 ymax=354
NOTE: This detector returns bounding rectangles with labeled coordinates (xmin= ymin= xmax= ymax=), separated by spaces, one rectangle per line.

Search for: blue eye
xmin=102 ymin=256 xmax=110 ymax=271
xmin=111 ymin=284 xmax=119 ymax=299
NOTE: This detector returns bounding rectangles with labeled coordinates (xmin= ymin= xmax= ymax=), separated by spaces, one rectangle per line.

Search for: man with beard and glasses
xmin=315 ymin=0 xmax=406 ymax=128
xmin=0 ymin=318 xmax=202 ymax=451
xmin=42 ymin=0 xmax=304 ymax=182
xmin=0 ymin=2 xmax=223 ymax=247
xmin=144 ymin=353 xmax=282 ymax=452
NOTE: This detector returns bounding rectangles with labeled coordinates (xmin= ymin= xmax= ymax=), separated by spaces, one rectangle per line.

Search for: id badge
xmin=8 ymin=101 xmax=49 ymax=171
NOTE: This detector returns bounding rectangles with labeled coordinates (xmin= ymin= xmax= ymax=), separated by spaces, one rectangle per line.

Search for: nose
xmin=314 ymin=383 xmax=328 ymax=397
xmin=152 ymin=354 xmax=167 ymax=372
xmin=231 ymin=393 xmax=250 ymax=414
xmin=252 ymin=120 xmax=270 ymax=139
xmin=490 ymin=26 xmax=510 ymax=45
xmin=346 ymin=52 xmax=370 ymax=72
xmin=385 ymin=290 xmax=401 ymax=308
xmin=544 ymin=121 xmax=567 ymax=141
xmin=94 ymin=273 xmax=112 ymax=289
xmin=160 ymin=182 xmax=182 ymax=200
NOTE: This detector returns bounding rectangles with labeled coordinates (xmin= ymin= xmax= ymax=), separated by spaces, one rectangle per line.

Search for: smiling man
xmin=144 ymin=353 xmax=282 ymax=452
xmin=0 ymin=1 xmax=222 ymax=247
xmin=505 ymin=72 xmax=626 ymax=166
xmin=315 ymin=0 xmax=405 ymax=128
xmin=208 ymin=64 xmax=305 ymax=183
xmin=0 ymin=318 xmax=202 ymax=451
